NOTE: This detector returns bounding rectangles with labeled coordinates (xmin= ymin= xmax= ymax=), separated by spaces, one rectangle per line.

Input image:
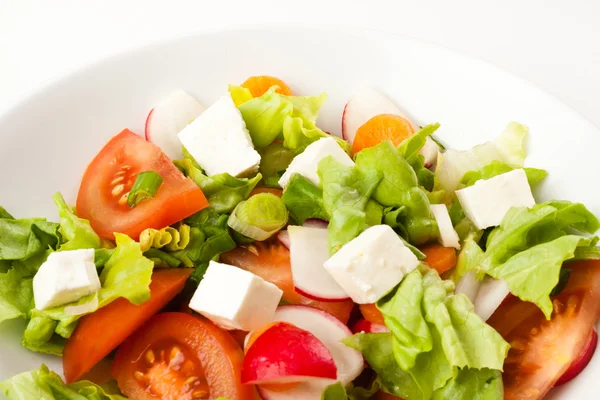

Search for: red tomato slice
xmin=487 ymin=260 xmax=600 ymax=400
xmin=77 ymin=129 xmax=208 ymax=240
xmin=220 ymin=242 xmax=354 ymax=324
xmin=63 ymin=268 xmax=191 ymax=383
xmin=112 ymin=312 xmax=254 ymax=400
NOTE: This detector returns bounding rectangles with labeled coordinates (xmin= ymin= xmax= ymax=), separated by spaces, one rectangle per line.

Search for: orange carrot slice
xmin=359 ymin=303 xmax=386 ymax=325
xmin=418 ymin=243 xmax=457 ymax=275
xmin=241 ymin=76 xmax=292 ymax=97
xmin=352 ymin=114 xmax=414 ymax=154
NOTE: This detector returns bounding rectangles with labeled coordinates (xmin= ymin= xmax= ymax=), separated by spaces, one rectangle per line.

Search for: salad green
xmin=2 ymin=81 xmax=600 ymax=400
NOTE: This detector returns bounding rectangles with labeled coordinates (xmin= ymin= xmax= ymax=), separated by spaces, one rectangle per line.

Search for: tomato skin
xmin=77 ymin=129 xmax=208 ymax=240
xmin=63 ymin=268 xmax=191 ymax=383
xmin=112 ymin=312 xmax=254 ymax=400
xmin=487 ymin=260 xmax=600 ymax=400
xmin=220 ymin=242 xmax=354 ymax=324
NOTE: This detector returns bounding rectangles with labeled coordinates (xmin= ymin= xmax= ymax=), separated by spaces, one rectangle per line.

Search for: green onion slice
xmin=228 ymin=193 xmax=288 ymax=241
xmin=127 ymin=171 xmax=163 ymax=208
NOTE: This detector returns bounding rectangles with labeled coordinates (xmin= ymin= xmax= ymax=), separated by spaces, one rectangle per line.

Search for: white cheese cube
xmin=430 ymin=204 xmax=461 ymax=250
xmin=278 ymin=137 xmax=354 ymax=189
xmin=178 ymin=94 xmax=261 ymax=177
xmin=189 ymin=261 xmax=283 ymax=331
xmin=455 ymin=169 xmax=535 ymax=230
xmin=323 ymin=225 xmax=419 ymax=304
xmin=33 ymin=249 xmax=101 ymax=310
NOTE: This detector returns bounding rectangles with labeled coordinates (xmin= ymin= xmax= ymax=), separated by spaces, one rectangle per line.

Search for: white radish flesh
xmin=430 ymin=204 xmax=461 ymax=250
xmin=473 ymin=278 xmax=510 ymax=321
xmin=145 ymin=89 xmax=205 ymax=159
xmin=289 ymin=226 xmax=349 ymax=301
xmin=257 ymin=305 xmax=363 ymax=400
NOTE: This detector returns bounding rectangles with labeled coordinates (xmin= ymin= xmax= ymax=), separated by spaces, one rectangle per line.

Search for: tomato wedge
xmin=77 ymin=129 xmax=208 ymax=240
xmin=112 ymin=312 xmax=254 ymax=400
xmin=487 ymin=260 xmax=600 ymax=400
xmin=220 ymin=241 xmax=354 ymax=324
xmin=63 ymin=268 xmax=191 ymax=383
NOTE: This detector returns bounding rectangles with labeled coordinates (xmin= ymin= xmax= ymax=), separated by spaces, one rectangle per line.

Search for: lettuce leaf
xmin=0 ymin=217 xmax=59 ymax=261
xmin=477 ymin=201 xmax=600 ymax=318
xmin=436 ymin=122 xmax=528 ymax=201
xmin=0 ymin=364 xmax=126 ymax=400
xmin=282 ymin=174 xmax=330 ymax=224
xmin=345 ymin=267 xmax=508 ymax=400
xmin=460 ymin=161 xmax=547 ymax=187
xmin=355 ymin=141 xmax=438 ymax=245
xmin=344 ymin=266 xmax=508 ymax=399
xmin=53 ymin=192 xmax=101 ymax=251
xmin=321 ymin=380 xmax=381 ymax=400
xmin=175 ymin=159 xmax=261 ymax=214
xmin=0 ymin=263 xmax=35 ymax=323
xmin=318 ymin=156 xmax=382 ymax=253
xmin=398 ymin=123 xmax=440 ymax=191
xmin=25 ymin=234 xmax=154 ymax=349
xmin=258 ymin=143 xmax=295 ymax=188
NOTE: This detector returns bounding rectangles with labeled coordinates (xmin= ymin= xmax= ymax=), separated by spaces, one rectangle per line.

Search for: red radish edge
xmin=144 ymin=108 xmax=154 ymax=141
xmin=555 ymin=329 xmax=598 ymax=386
xmin=277 ymin=230 xmax=290 ymax=249
xmin=294 ymin=286 xmax=350 ymax=303
xmin=303 ymin=219 xmax=328 ymax=229
xmin=242 ymin=322 xmax=337 ymax=385
xmin=351 ymin=319 xmax=389 ymax=334
xmin=256 ymin=305 xmax=364 ymax=400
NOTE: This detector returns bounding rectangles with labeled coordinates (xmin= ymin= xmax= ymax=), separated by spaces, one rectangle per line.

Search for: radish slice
xmin=257 ymin=305 xmax=364 ymax=400
xmin=303 ymin=219 xmax=329 ymax=229
xmin=430 ymin=204 xmax=460 ymax=250
xmin=473 ymin=278 xmax=510 ymax=321
xmin=421 ymin=137 xmax=440 ymax=169
xmin=342 ymin=87 xmax=412 ymax=144
xmin=556 ymin=329 xmax=598 ymax=386
xmin=351 ymin=319 xmax=389 ymax=334
xmin=242 ymin=322 xmax=337 ymax=384
xmin=455 ymin=270 xmax=481 ymax=303
xmin=145 ymin=89 xmax=205 ymax=159
xmin=289 ymin=226 xmax=349 ymax=302
xmin=276 ymin=220 xmax=327 ymax=250
xmin=276 ymin=230 xmax=291 ymax=249
xmin=341 ymin=87 xmax=436 ymax=165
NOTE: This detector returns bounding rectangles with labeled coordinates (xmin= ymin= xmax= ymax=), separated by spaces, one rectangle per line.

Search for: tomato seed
xmin=112 ymin=184 xmax=125 ymax=196
xmin=192 ymin=389 xmax=209 ymax=399
xmin=144 ymin=349 xmax=156 ymax=365
xmin=111 ymin=176 xmax=124 ymax=185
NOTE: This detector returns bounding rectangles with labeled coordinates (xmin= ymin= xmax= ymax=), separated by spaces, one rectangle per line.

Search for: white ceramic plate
xmin=0 ymin=26 xmax=598 ymax=398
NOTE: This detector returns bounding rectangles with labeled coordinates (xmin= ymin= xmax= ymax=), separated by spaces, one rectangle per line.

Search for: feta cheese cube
xmin=178 ymin=94 xmax=261 ymax=177
xmin=430 ymin=204 xmax=461 ymax=249
xmin=189 ymin=260 xmax=283 ymax=331
xmin=455 ymin=169 xmax=535 ymax=230
xmin=323 ymin=225 xmax=419 ymax=304
xmin=278 ymin=137 xmax=354 ymax=189
xmin=33 ymin=249 xmax=101 ymax=310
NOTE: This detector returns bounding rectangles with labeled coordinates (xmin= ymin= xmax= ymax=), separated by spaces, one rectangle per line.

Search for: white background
xmin=0 ymin=0 xmax=599 ymax=127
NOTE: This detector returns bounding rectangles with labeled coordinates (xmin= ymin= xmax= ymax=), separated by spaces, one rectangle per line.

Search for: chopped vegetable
xmin=241 ymin=75 xmax=293 ymax=97
xmin=126 ymin=171 xmax=164 ymax=208
xmin=352 ymin=114 xmax=414 ymax=154
xmin=228 ymin=193 xmax=288 ymax=241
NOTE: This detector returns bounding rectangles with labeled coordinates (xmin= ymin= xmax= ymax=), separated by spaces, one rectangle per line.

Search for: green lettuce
xmin=436 ymin=122 xmax=528 ymax=201
xmin=53 ymin=193 xmax=101 ymax=251
xmin=477 ymin=201 xmax=599 ymax=318
xmin=344 ymin=266 xmax=508 ymax=399
xmin=318 ymin=156 xmax=382 ymax=253
xmin=175 ymin=159 xmax=261 ymax=214
xmin=345 ymin=333 xmax=503 ymax=400
xmin=397 ymin=123 xmax=441 ymax=191
xmin=0 ymin=364 xmax=126 ymax=400
xmin=355 ymin=141 xmax=438 ymax=245
xmin=460 ymin=161 xmax=547 ymax=187
xmin=321 ymin=380 xmax=381 ymax=400
xmin=258 ymin=143 xmax=295 ymax=188
xmin=0 ymin=217 xmax=58 ymax=261
xmin=282 ymin=174 xmax=330 ymax=224
xmin=25 ymin=234 xmax=154 ymax=351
